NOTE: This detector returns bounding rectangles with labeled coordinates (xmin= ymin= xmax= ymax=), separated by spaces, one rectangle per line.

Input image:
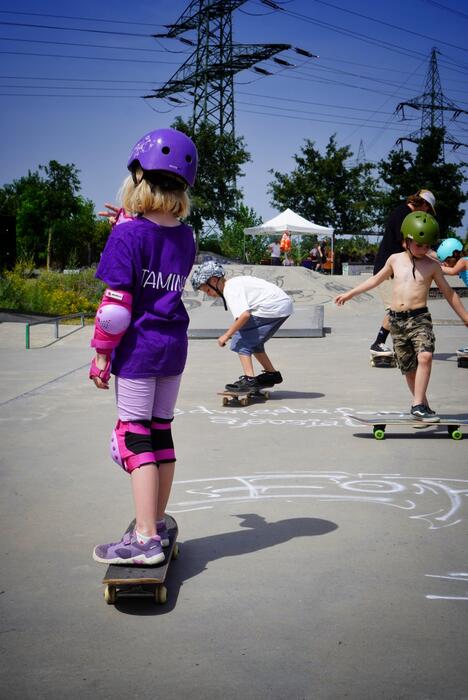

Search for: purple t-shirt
xmin=96 ymin=216 xmax=195 ymax=378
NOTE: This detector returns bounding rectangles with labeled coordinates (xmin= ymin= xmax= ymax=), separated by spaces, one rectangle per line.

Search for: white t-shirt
xmin=224 ymin=276 xmax=293 ymax=319
xmin=269 ymin=242 xmax=281 ymax=258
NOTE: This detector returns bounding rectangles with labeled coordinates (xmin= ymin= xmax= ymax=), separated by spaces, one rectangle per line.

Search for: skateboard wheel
xmin=222 ymin=397 xmax=229 ymax=406
xmin=172 ymin=543 xmax=179 ymax=560
xmin=263 ymin=391 xmax=270 ymax=399
xmin=104 ymin=585 xmax=116 ymax=605
xmin=155 ymin=585 xmax=167 ymax=604
xmin=449 ymin=427 xmax=463 ymax=441
xmin=373 ymin=428 xmax=385 ymax=440
xmin=240 ymin=397 xmax=249 ymax=406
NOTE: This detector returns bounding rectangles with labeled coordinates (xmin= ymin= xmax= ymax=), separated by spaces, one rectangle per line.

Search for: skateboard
xmin=101 ymin=514 xmax=179 ymax=605
xmin=347 ymin=414 xmax=467 ymax=440
xmin=218 ymin=388 xmax=270 ymax=406
xmin=457 ymin=347 xmax=468 ymax=368
xmin=370 ymin=351 xmax=396 ymax=368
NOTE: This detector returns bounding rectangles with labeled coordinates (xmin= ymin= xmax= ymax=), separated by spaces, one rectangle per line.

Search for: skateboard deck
xmin=457 ymin=347 xmax=468 ymax=368
xmin=369 ymin=352 xmax=396 ymax=368
xmin=102 ymin=514 xmax=178 ymax=605
xmin=218 ymin=389 xmax=270 ymax=406
xmin=348 ymin=414 xmax=467 ymax=440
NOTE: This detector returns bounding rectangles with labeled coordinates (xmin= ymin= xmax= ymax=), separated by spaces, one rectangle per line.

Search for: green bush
xmin=0 ymin=262 xmax=105 ymax=316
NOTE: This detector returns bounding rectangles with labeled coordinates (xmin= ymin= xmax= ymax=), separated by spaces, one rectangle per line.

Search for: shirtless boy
xmin=335 ymin=212 xmax=468 ymax=421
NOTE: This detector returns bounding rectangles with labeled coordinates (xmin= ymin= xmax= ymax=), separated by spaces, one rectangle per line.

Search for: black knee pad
xmin=150 ymin=416 xmax=175 ymax=464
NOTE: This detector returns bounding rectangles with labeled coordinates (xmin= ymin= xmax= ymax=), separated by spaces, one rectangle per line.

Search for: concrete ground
xmin=1 ymin=273 xmax=468 ymax=700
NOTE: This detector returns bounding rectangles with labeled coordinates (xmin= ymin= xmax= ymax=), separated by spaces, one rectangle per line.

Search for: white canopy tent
xmin=244 ymin=208 xmax=335 ymax=268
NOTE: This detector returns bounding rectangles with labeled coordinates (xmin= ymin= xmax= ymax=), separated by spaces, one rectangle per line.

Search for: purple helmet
xmin=127 ymin=128 xmax=198 ymax=188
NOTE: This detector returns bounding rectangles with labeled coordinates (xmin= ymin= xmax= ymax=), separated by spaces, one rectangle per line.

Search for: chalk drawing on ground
xmin=170 ymin=471 xmax=468 ymax=531
xmin=425 ymin=572 xmax=468 ymax=602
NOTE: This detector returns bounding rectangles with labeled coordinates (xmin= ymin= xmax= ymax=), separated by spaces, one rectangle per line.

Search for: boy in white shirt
xmin=191 ymin=261 xmax=293 ymax=391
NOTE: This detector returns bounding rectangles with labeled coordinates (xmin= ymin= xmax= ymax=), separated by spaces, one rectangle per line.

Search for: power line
xmin=0 ymin=20 xmax=153 ymax=38
xmin=237 ymin=107 xmax=414 ymax=131
xmin=0 ymin=36 xmax=189 ymax=54
xmin=0 ymin=93 xmax=149 ymax=98
xmin=255 ymin=3 xmax=435 ymax=62
xmin=0 ymin=9 xmax=166 ymax=27
xmin=295 ymin=0 xmax=468 ymax=54
xmin=0 ymin=50 xmax=180 ymax=65
xmin=237 ymin=90 xmax=398 ymax=115
xmin=417 ymin=0 xmax=468 ymax=21
xmin=235 ymin=98 xmax=414 ymax=126
xmin=0 ymin=74 xmax=159 ymax=84
xmin=258 ymin=0 xmax=468 ymax=76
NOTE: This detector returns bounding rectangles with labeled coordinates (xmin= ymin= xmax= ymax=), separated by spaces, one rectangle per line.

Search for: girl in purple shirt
xmin=89 ymin=128 xmax=197 ymax=566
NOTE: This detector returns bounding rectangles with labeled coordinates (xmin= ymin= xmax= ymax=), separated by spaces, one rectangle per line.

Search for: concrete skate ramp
xmin=184 ymin=265 xmax=381 ymax=338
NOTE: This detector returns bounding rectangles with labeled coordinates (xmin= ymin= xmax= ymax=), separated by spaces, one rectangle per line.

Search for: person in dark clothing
xmin=370 ymin=189 xmax=436 ymax=354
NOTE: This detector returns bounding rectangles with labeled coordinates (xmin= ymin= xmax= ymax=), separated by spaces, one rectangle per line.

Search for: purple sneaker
xmin=93 ymin=530 xmax=165 ymax=565
xmin=157 ymin=519 xmax=170 ymax=547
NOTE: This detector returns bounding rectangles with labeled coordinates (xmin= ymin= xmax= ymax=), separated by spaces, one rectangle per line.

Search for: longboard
xmin=347 ymin=414 xmax=467 ymax=440
xmin=102 ymin=514 xmax=178 ymax=605
xmin=218 ymin=389 xmax=270 ymax=406
xmin=457 ymin=347 xmax=468 ymax=368
xmin=369 ymin=351 xmax=396 ymax=368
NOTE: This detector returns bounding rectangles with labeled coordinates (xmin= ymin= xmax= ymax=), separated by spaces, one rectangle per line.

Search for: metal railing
xmin=25 ymin=312 xmax=89 ymax=349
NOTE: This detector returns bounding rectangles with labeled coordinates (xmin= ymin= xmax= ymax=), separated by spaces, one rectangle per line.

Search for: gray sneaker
xmin=157 ymin=519 xmax=170 ymax=547
xmin=411 ymin=404 xmax=440 ymax=423
xmin=93 ymin=530 xmax=165 ymax=565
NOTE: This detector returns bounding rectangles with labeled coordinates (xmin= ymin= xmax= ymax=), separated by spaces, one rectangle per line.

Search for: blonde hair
xmin=119 ymin=168 xmax=190 ymax=218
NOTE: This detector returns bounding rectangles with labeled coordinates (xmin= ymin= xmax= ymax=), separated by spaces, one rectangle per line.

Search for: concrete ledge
xmin=188 ymin=304 xmax=324 ymax=339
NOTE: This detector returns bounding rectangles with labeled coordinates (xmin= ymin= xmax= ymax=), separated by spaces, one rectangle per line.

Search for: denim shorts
xmin=230 ymin=315 xmax=289 ymax=355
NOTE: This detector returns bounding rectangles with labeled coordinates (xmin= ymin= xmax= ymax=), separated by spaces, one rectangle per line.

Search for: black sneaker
xmin=370 ymin=342 xmax=393 ymax=355
xmin=255 ymin=370 xmax=283 ymax=387
xmin=411 ymin=404 xmax=440 ymax=422
xmin=225 ymin=375 xmax=259 ymax=392
xmin=424 ymin=403 xmax=437 ymax=416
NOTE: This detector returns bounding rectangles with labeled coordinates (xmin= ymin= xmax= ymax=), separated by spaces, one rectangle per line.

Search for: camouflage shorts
xmin=388 ymin=311 xmax=435 ymax=374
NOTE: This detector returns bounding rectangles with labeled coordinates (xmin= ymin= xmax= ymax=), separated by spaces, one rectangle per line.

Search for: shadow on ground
xmin=113 ymin=513 xmax=337 ymax=615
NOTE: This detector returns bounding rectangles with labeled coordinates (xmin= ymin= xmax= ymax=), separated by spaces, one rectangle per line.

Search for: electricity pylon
xmin=395 ymin=47 xmax=468 ymax=154
xmin=146 ymin=0 xmax=290 ymax=136
xmin=356 ymin=139 xmax=366 ymax=165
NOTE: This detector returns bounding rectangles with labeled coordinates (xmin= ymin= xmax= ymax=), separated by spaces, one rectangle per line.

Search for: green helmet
xmin=401 ymin=211 xmax=439 ymax=245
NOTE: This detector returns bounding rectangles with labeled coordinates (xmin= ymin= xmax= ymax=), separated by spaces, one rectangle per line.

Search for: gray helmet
xmin=191 ymin=261 xmax=225 ymax=291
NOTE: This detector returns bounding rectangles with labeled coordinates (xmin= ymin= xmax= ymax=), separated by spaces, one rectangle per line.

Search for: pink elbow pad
xmin=91 ymin=289 xmax=133 ymax=352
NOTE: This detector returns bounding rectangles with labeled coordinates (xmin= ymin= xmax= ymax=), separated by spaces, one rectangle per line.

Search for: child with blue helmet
xmin=437 ymin=238 xmax=468 ymax=287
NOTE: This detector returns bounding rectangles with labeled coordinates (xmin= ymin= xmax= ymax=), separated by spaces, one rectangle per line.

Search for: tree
xmin=39 ymin=161 xmax=81 ymax=269
xmin=268 ymin=135 xmax=380 ymax=234
xmin=171 ymin=117 xmax=251 ymax=243
xmin=0 ymin=160 xmax=103 ymax=268
xmin=378 ymin=127 xmax=467 ymax=235
xmin=52 ymin=198 xmax=104 ymax=268
xmin=219 ymin=204 xmax=266 ymax=262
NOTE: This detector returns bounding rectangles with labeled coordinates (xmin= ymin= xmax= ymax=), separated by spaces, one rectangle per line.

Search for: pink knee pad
xmin=150 ymin=417 xmax=176 ymax=464
xmin=110 ymin=419 xmax=156 ymax=474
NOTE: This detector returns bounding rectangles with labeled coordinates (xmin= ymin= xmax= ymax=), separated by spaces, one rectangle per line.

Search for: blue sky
xmin=0 ymin=0 xmax=467 ymax=232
